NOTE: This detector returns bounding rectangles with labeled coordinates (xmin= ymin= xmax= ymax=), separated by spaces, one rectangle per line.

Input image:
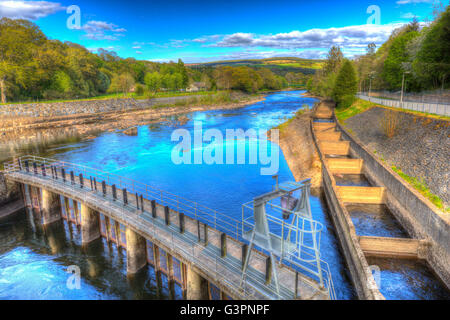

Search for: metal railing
xmin=5 ymin=155 xmax=242 ymax=239
xmin=357 ymin=94 xmax=450 ymax=117
xmin=4 ymin=155 xmax=333 ymax=300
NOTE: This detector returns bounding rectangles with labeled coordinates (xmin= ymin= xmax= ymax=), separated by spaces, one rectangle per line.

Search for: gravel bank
xmin=342 ymin=107 xmax=450 ymax=208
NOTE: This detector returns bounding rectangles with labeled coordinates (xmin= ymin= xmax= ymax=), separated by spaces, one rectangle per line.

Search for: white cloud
xmin=401 ymin=12 xmax=419 ymax=19
xmin=396 ymin=0 xmax=433 ymax=4
xmin=81 ymin=20 xmax=127 ymax=41
xmin=209 ymin=23 xmax=409 ymax=50
xmin=0 ymin=0 xmax=64 ymax=20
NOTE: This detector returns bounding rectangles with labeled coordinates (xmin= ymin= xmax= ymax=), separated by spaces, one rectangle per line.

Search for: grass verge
xmin=392 ymin=166 xmax=449 ymax=212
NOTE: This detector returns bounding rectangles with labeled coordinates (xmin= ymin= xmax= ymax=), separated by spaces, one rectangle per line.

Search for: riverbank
xmin=269 ymin=102 xmax=323 ymax=188
xmin=0 ymin=93 xmax=266 ymax=162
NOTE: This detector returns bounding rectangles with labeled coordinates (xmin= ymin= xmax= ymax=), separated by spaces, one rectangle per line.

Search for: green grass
xmin=335 ymin=98 xmax=450 ymax=123
xmin=392 ymin=166 xmax=448 ymax=212
xmin=335 ymin=99 xmax=375 ymax=122
xmin=0 ymin=90 xmax=219 ymax=106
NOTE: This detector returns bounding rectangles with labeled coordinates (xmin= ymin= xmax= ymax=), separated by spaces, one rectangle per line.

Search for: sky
xmin=0 ymin=0 xmax=447 ymax=63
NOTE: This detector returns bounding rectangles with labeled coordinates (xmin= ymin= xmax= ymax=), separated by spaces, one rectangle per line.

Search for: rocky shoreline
xmin=0 ymin=94 xmax=266 ymax=163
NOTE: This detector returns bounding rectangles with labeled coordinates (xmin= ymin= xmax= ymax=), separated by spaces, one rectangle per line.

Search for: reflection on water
xmin=366 ymin=257 xmax=450 ymax=300
xmin=0 ymin=210 xmax=182 ymax=300
xmin=1 ymin=91 xmax=358 ymax=299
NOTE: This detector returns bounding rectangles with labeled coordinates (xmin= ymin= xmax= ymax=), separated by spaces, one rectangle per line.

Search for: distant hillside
xmin=188 ymin=57 xmax=325 ymax=75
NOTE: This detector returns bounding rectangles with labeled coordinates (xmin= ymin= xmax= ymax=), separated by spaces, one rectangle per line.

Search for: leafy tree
xmin=145 ymin=72 xmax=162 ymax=93
xmin=413 ymin=5 xmax=450 ymax=89
xmin=332 ymin=59 xmax=358 ymax=109
xmin=324 ymin=46 xmax=344 ymax=75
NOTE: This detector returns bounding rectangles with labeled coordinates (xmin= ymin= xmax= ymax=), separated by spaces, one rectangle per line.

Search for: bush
xmin=135 ymin=84 xmax=145 ymax=96
xmin=337 ymin=94 xmax=356 ymax=109
xmin=380 ymin=110 xmax=399 ymax=138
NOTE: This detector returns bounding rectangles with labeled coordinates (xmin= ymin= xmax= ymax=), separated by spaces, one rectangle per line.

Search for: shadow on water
xmin=0 ymin=209 xmax=178 ymax=300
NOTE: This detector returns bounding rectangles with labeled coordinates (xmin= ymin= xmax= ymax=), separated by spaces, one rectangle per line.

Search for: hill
xmin=188 ymin=57 xmax=325 ymax=75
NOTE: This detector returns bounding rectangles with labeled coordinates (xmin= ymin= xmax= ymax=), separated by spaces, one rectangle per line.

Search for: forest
xmin=307 ymin=4 xmax=450 ymax=109
xmin=0 ymin=18 xmax=309 ymax=103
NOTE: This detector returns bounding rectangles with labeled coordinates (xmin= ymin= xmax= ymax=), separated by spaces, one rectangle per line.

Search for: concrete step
xmin=327 ymin=158 xmax=363 ymax=174
xmin=336 ymin=186 xmax=385 ymax=204
xmin=316 ymin=131 xmax=342 ymax=141
xmin=319 ymin=141 xmax=350 ymax=156
xmin=359 ymin=236 xmax=429 ymax=259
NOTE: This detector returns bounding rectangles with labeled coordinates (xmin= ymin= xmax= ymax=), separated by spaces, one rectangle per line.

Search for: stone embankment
xmin=274 ymin=109 xmax=322 ymax=188
xmin=342 ymin=107 xmax=450 ymax=208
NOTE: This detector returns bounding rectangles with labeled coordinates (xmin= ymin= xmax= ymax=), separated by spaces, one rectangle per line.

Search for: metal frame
xmin=240 ymin=178 xmax=335 ymax=299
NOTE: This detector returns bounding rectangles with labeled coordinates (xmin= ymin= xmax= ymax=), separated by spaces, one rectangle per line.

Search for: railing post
xmin=93 ymin=177 xmax=97 ymax=191
xmin=79 ymin=173 xmax=83 ymax=188
xmin=102 ymin=181 xmax=106 ymax=196
xmin=25 ymin=160 xmax=29 ymax=173
xmin=41 ymin=164 xmax=46 ymax=177
xmin=70 ymin=171 xmax=75 ymax=185
xmin=140 ymin=195 xmax=144 ymax=212
xmin=90 ymin=177 xmax=93 ymax=190
xmin=62 ymin=168 xmax=66 ymax=182
xmin=18 ymin=159 xmax=22 ymax=171
xmin=33 ymin=162 xmax=37 ymax=175
xmin=221 ymin=233 xmax=227 ymax=258
xmin=112 ymin=185 xmax=117 ymax=201
xmin=135 ymin=193 xmax=140 ymax=210
xmin=123 ymin=188 xmax=128 ymax=205
xmin=151 ymin=200 xmax=156 ymax=218
xmin=179 ymin=212 xmax=185 ymax=234
xmin=164 ymin=206 xmax=170 ymax=226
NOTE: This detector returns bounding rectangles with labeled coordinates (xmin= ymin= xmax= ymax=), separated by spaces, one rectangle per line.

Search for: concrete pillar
xmin=81 ymin=204 xmax=101 ymax=244
xmin=186 ymin=265 xmax=209 ymax=300
xmin=126 ymin=227 xmax=147 ymax=274
xmin=41 ymin=189 xmax=61 ymax=225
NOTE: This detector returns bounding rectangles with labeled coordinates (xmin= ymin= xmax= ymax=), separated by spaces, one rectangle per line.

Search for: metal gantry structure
xmin=241 ymin=178 xmax=335 ymax=299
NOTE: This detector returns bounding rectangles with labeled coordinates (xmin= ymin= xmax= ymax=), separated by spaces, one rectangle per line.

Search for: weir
xmin=3 ymin=155 xmax=334 ymax=300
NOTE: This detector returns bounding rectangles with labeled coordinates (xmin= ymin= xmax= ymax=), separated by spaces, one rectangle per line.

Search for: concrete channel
xmin=311 ymin=102 xmax=450 ymax=300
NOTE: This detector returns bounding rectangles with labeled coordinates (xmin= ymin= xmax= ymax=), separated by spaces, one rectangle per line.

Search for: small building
xmin=187 ymin=82 xmax=207 ymax=92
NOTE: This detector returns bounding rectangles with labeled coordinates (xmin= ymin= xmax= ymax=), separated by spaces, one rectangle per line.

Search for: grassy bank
xmin=0 ymin=90 xmax=219 ymax=105
xmin=392 ymin=166 xmax=449 ymax=212
xmin=336 ymin=98 xmax=450 ymax=123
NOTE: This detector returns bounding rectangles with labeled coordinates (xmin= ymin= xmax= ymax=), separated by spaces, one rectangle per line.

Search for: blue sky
xmin=0 ymin=0 xmax=447 ymax=62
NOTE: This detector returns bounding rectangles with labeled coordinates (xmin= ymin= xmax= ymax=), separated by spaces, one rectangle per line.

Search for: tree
xmin=413 ymin=5 xmax=450 ymax=89
xmin=144 ymin=72 xmax=162 ymax=93
xmin=324 ymin=46 xmax=344 ymax=75
xmin=108 ymin=73 xmax=135 ymax=95
xmin=332 ymin=59 xmax=358 ymax=109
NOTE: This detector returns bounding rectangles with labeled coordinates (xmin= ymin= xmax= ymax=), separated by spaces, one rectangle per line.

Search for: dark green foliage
xmin=332 ymin=60 xmax=358 ymax=108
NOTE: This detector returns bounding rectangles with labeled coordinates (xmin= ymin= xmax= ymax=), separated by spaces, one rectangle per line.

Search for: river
xmin=0 ymin=90 xmax=356 ymax=300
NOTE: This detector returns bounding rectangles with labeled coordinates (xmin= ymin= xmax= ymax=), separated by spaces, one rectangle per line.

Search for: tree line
xmin=0 ymin=18 xmax=309 ymax=103
xmin=307 ymin=4 xmax=449 ymax=109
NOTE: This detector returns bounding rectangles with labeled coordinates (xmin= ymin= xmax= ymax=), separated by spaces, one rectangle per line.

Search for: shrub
xmin=381 ymin=110 xmax=399 ymax=138
xmin=337 ymin=94 xmax=356 ymax=109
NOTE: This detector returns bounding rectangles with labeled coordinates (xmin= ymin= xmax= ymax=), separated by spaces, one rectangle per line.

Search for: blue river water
xmin=0 ymin=90 xmax=356 ymax=300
